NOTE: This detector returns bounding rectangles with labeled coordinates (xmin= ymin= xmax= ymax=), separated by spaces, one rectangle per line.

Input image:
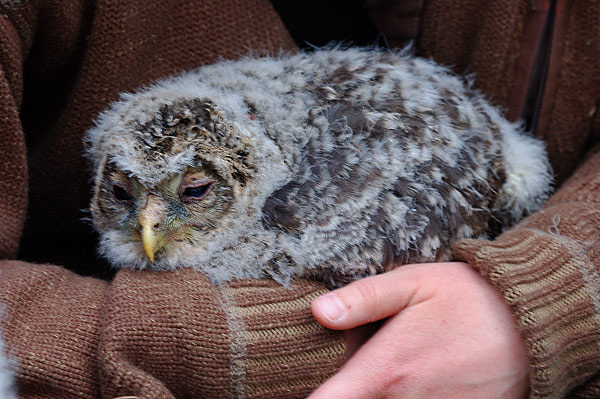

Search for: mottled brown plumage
xmin=86 ymin=48 xmax=552 ymax=286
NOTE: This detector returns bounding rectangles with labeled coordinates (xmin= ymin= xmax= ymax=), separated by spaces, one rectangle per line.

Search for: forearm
xmin=454 ymin=146 xmax=600 ymax=398
xmin=0 ymin=262 xmax=345 ymax=398
xmin=0 ymin=261 xmax=106 ymax=398
xmin=100 ymin=270 xmax=345 ymax=398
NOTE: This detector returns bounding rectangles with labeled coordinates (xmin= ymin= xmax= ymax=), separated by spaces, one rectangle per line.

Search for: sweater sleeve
xmin=453 ymin=146 xmax=600 ymax=399
xmin=0 ymin=2 xmax=345 ymax=397
xmin=100 ymin=270 xmax=345 ymax=399
xmin=0 ymin=7 xmax=29 ymax=258
xmin=0 ymin=262 xmax=345 ymax=399
xmin=0 ymin=261 xmax=107 ymax=398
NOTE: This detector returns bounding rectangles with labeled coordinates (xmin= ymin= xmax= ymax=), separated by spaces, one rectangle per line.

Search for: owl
xmin=85 ymin=47 xmax=552 ymax=287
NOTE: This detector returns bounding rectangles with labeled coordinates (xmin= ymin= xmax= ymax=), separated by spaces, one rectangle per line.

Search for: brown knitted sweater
xmin=366 ymin=0 xmax=600 ymax=397
xmin=0 ymin=0 xmax=599 ymax=398
xmin=0 ymin=1 xmax=345 ymax=398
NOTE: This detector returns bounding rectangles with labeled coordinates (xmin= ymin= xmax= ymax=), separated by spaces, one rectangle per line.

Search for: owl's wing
xmin=261 ymin=102 xmax=379 ymax=235
xmin=260 ymin=101 xmax=497 ymax=284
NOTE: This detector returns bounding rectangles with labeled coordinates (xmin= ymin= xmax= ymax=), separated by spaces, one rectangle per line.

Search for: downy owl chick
xmin=85 ymin=47 xmax=552 ymax=287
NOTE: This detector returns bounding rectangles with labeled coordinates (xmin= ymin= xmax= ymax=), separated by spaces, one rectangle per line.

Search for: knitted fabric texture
xmin=454 ymin=147 xmax=600 ymax=399
xmin=100 ymin=272 xmax=344 ymax=398
xmin=366 ymin=0 xmax=600 ymax=397
xmin=0 ymin=0 xmax=344 ymax=397
xmin=0 ymin=0 xmax=599 ymax=397
xmin=0 ymin=263 xmax=344 ymax=398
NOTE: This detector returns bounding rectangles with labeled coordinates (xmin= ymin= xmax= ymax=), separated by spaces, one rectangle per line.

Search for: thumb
xmin=311 ymin=265 xmax=424 ymax=330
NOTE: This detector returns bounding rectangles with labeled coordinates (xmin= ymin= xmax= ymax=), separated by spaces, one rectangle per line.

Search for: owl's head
xmin=86 ymin=93 xmax=257 ymax=270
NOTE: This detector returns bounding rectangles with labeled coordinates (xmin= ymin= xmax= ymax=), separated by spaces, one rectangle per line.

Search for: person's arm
xmin=0 ymin=1 xmax=346 ymax=397
xmin=0 ymin=261 xmax=346 ymax=398
xmin=0 ymin=3 xmax=32 ymax=260
xmin=309 ymin=261 xmax=531 ymax=399
xmin=0 ymin=262 xmax=107 ymax=398
xmin=453 ymin=145 xmax=600 ymax=398
xmin=100 ymin=269 xmax=346 ymax=399
xmin=309 ymin=145 xmax=600 ymax=399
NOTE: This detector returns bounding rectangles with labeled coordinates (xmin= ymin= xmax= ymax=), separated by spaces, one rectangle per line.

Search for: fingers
xmin=307 ymin=359 xmax=379 ymax=399
xmin=309 ymin=262 xmax=530 ymax=399
xmin=308 ymin=322 xmax=407 ymax=399
xmin=344 ymin=322 xmax=381 ymax=358
xmin=311 ymin=264 xmax=424 ymax=330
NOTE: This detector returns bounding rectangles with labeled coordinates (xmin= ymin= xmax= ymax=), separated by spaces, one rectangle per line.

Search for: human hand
xmin=309 ymin=262 xmax=530 ymax=398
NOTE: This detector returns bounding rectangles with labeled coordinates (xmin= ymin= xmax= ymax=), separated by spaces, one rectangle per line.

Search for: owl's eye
xmin=112 ymin=185 xmax=132 ymax=202
xmin=180 ymin=181 xmax=214 ymax=202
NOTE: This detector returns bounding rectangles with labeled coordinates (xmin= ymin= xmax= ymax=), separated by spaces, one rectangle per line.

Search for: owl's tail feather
xmin=493 ymin=120 xmax=554 ymax=227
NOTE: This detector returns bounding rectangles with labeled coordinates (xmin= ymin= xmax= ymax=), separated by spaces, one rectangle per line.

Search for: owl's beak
xmin=139 ymin=195 xmax=167 ymax=263
xmin=141 ymin=224 xmax=160 ymax=263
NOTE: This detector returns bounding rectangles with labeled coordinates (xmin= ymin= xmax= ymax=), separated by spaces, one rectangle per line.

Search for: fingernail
xmin=316 ymin=294 xmax=347 ymax=323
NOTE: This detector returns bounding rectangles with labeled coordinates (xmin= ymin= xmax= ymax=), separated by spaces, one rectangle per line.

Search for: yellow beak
xmin=141 ymin=223 xmax=160 ymax=263
xmin=139 ymin=195 xmax=167 ymax=263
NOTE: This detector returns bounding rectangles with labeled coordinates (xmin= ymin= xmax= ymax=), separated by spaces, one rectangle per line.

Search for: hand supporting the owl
xmin=309 ymin=262 xmax=530 ymax=399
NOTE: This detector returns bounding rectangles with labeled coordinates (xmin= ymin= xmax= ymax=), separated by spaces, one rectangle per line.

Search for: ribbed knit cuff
xmin=223 ymin=279 xmax=346 ymax=399
xmin=454 ymin=202 xmax=600 ymax=399
xmin=99 ymin=269 xmax=345 ymax=399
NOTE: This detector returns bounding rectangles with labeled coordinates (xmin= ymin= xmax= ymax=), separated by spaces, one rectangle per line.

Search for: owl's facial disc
xmin=92 ymin=162 xmax=234 ymax=267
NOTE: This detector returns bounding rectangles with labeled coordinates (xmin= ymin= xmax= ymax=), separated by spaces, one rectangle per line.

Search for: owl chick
xmin=85 ymin=47 xmax=552 ymax=286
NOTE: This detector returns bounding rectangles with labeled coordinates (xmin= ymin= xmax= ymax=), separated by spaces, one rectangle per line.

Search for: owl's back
xmin=87 ymin=48 xmax=552 ymax=285
xmin=232 ymin=48 xmax=549 ymax=285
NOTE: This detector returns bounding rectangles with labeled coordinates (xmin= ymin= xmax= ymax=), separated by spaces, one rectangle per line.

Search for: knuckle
xmin=381 ymin=371 xmax=411 ymax=397
xmin=370 ymin=362 xmax=414 ymax=397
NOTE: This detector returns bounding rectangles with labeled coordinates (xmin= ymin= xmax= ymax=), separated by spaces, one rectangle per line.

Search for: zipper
xmin=522 ymin=0 xmax=557 ymax=134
